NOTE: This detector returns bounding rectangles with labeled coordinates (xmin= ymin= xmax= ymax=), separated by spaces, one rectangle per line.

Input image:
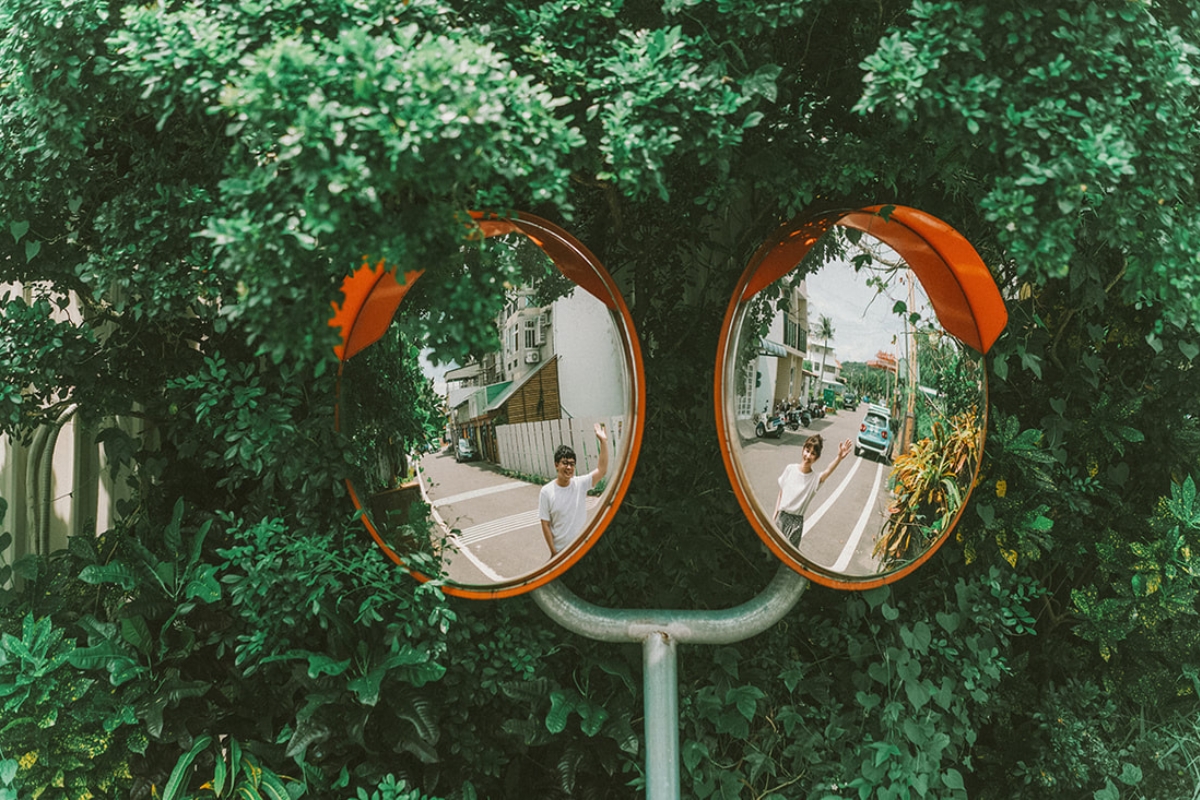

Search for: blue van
xmin=855 ymin=404 xmax=892 ymax=461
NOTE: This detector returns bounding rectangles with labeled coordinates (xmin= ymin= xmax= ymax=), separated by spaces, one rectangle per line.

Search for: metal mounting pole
xmin=532 ymin=563 xmax=808 ymax=798
xmin=643 ymin=632 xmax=678 ymax=800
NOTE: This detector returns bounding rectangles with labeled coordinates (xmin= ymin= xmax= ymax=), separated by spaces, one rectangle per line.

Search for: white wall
xmin=551 ymin=289 xmax=627 ymax=420
xmin=0 ymin=279 xmax=131 ymax=580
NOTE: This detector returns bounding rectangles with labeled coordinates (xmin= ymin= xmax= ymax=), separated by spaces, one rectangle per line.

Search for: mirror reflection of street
xmin=338 ymin=223 xmax=639 ymax=593
xmin=738 ymin=410 xmax=891 ymax=576
xmin=725 ymin=230 xmax=987 ymax=580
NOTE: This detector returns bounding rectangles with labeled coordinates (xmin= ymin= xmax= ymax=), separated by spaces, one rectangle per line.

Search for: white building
xmin=450 ymin=284 xmax=626 ymax=463
xmin=737 ymin=281 xmax=812 ymax=422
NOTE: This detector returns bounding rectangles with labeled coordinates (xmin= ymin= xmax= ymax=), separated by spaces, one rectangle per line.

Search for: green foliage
xmin=161 ymin=735 xmax=298 ymax=800
xmin=857 ymin=0 xmax=1200 ymax=319
xmin=346 ymin=774 xmax=445 ymax=800
xmin=671 ymin=569 xmax=1038 ymax=799
xmin=0 ymin=613 xmax=143 ymax=799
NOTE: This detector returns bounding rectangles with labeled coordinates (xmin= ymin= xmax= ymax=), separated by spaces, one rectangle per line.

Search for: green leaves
xmin=0 ymin=613 xmax=140 ymax=798
xmin=545 ymin=688 xmax=610 ymax=736
xmin=2 ymin=0 xmax=1199 ymax=797
xmin=160 ymin=735 xmax=297 ymax=800
xmin=586 ymin=24 xmax=753 ymax=201
xmin=1167 ymin=474 xmax=1200 ymax=529
xmin=80 ymin=499 xmax=219 ymax=606
xmin=857 ymin=0 xmax=1200 ymax=325
xmin=5 ymin=220 xmax=38 ymax=261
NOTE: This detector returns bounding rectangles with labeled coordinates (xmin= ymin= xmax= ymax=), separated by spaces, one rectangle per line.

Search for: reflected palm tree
xmin=813 ymin=314 xmax=835 ymax=401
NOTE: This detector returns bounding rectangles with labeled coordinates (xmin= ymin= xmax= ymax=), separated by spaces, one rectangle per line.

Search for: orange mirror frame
xmin=715 ymin=205 xmax=1008 ymax=590
xmin=331 ymin=212 xmax=645 ymax=599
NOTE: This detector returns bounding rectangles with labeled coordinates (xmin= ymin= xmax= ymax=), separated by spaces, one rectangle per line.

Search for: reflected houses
xmin=736 ymin=279 xmax=857 ymax=435
xmin=806 ymin=339 xmax=844 ymax=404
xmin=446 ymin=285 xmax=625 ymax=480
xmin=737 ymin=281 xmax=813 ymax=428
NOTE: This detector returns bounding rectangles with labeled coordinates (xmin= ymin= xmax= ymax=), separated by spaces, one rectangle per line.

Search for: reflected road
xmin=419 ymin=449 xmax=597 ymax=584
xmin=736 ymin=408 xmax=893 ymax=576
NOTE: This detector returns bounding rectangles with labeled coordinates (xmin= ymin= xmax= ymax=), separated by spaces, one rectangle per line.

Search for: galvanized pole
xmin=643 ymin=632 xmax=678 ymax=800
xmin=532 ymin=563 xmax=808 ymax=798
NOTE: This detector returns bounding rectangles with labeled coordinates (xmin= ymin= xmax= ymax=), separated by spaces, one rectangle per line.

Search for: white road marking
xmin=419 ymin=469 xmax=508 ymax=582
xmin=806 ymin=455 xmax=863 ymax=528
xmin=829 ymin=459 xmax=885 ymax=572
xmin=454 ymin=509 xmax=541 ymax=545
xmin=452 ymin=496 xmax=600 ymax=546
xmin=430 ymin=480 xmax=530 ymax=508
xmin=444 ymin=535 xmax=508 ymax=582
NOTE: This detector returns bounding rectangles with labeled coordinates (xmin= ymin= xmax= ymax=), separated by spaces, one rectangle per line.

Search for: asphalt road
xmin=733 ymin=407 xmax=893 ymax=577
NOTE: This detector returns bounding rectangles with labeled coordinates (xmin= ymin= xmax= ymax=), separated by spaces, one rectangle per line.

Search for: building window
xmin=784 ymin=317 xmax=808 ymax=352
xmin=524 ymin=320 xmax=537 ymax=348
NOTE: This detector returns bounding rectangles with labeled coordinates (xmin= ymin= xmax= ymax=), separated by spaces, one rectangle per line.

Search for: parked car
xmin=455 ymin=438 xmax=478 ymax=462
xmin=855 ymin=404 xmax=891 ymax=461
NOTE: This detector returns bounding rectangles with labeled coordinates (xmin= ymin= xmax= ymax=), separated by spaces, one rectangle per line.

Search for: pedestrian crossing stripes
xmin=431 ymin=480 xmax=530 ymax=508
xmin=450 ymin=496 xmax=601 ymax=547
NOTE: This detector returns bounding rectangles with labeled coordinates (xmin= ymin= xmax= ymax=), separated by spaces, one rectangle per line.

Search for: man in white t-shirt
xmin=773 ymin=433 xmax=852 ymax=546
xmin=539 ymin=422 xmax=609 ymax=557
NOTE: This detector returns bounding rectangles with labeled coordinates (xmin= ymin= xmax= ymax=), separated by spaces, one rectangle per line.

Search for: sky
xmin=421 ymin=349 xmax=453 ymax=397
xmin=803 ymin=252 xmax=936 ymax=364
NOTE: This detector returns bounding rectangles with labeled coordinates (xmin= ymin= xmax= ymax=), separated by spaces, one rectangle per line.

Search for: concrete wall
xmin=495 ymin=414 xmax=628 ymax=483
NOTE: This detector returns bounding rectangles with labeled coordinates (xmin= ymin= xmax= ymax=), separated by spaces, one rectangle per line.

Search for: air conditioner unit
xmin=524 ymin=350 xmax=541 ymax=364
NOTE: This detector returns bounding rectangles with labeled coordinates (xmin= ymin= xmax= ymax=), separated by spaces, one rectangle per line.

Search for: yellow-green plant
xmin=875 ymin=409 xmax=982 ymax=568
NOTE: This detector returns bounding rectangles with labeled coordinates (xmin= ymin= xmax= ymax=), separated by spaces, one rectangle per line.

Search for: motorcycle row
xmin=754 ymin=398 xmax=826 ymax=439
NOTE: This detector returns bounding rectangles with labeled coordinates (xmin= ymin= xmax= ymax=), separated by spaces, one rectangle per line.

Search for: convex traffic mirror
xmin=715 ymin=206 xmax=1007 ymax=590
xmin=332 ymin=212 xmax=644 ymax=599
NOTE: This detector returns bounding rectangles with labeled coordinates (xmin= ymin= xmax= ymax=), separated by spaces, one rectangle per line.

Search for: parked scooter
xmin=806 ymin=397 xmax=826 ymax=419
xmin=754 ymin=410 xmax=786 ymax=439
xmin=785 ymin=405 xmax=811 ymax=431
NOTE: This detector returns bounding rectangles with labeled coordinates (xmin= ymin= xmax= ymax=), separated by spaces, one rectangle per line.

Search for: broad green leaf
xmin=545 ymin=689 xmax=572 ymax=734
xmin=164 ymin=498 xmax=186 ymax=560
xmin=79 ymin=563 xmax=139 ymax=590
xmin=305 ymin=653 xmax=352 ymax=678
xmin=578 ymin=702 xmax=609 ymax=736
xmin=162 ymin=735 xmax=211 ymax=800
xmin=347 ymin=667 xmax=385 ymax=707
xmin=258 ymin=769 xmax=291 ymax=800
xmin=184 ymin=571 xmax=222 ymax=603
xmin=942 ymin=768 xmax=965 ymax=791
xmin=682 ymin=739 xmax=708 ymax=775
xmin=741 ymin=64 xmax=782 ymax=102
xmin=120 ymin=616 xmax=153 ymax=656
xmin=726 ymin=685 xmax=764 ymax=722
xmin=1119 ymin=762 xmax=1143 ymax=786
xmin=212 ymin=751 xmax=228 ymax=796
